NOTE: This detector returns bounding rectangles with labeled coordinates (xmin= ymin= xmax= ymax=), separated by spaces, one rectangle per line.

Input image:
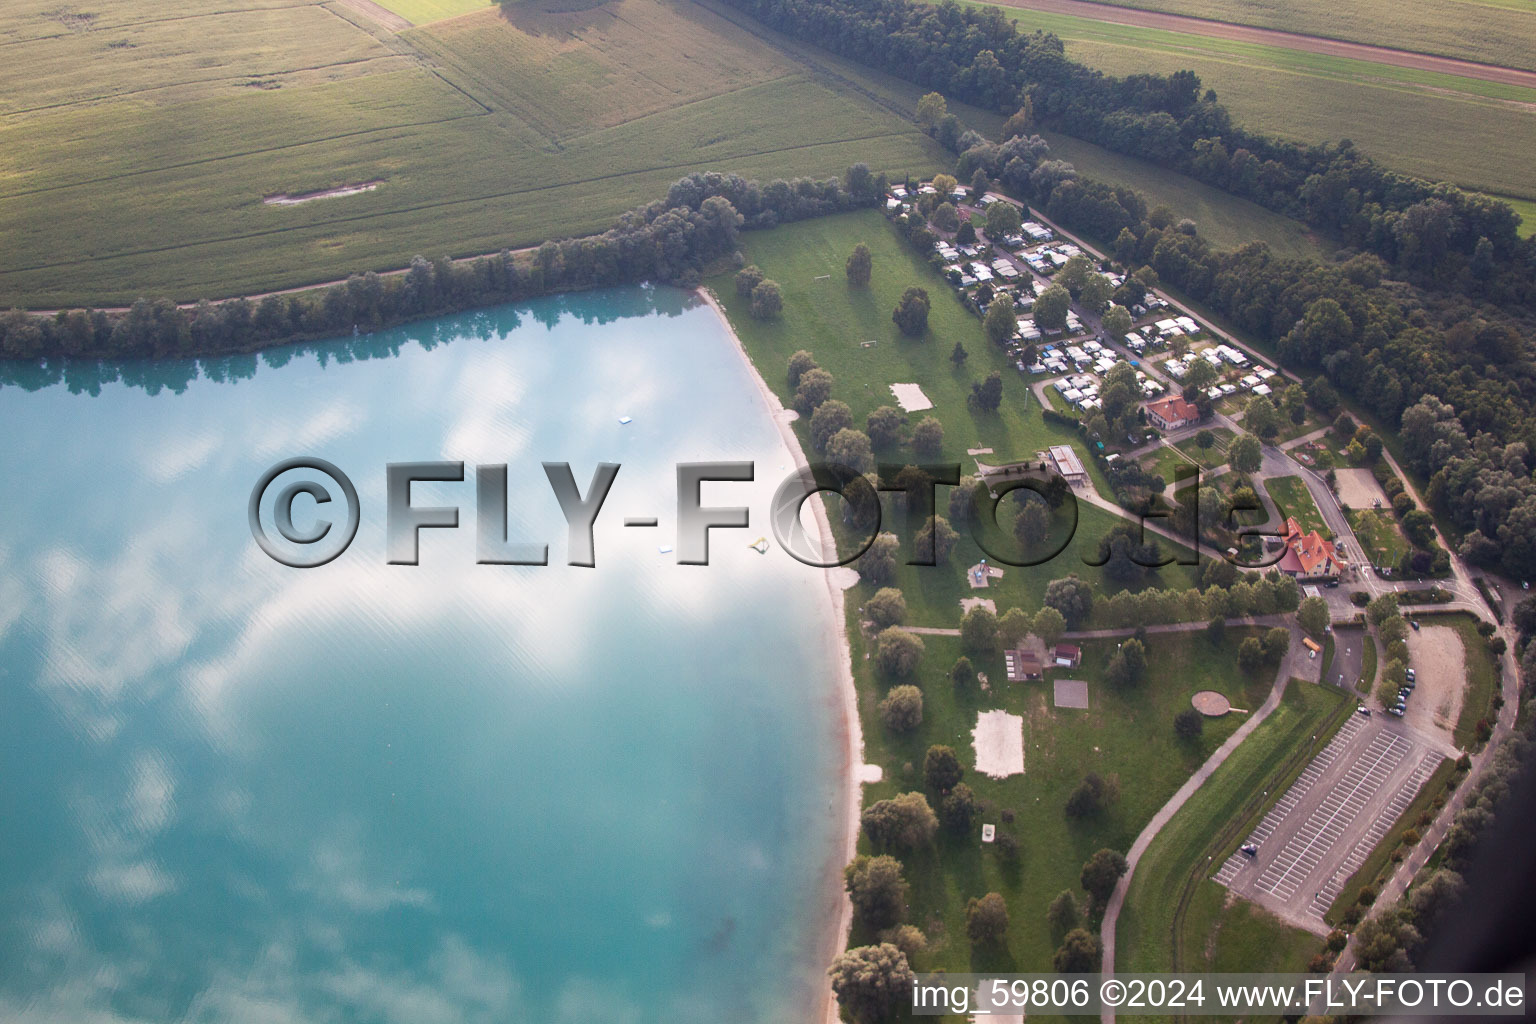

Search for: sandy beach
xmin=698 ymin=287 xmax=863 ymax=1024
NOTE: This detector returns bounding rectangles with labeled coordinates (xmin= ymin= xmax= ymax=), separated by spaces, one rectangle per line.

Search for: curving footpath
xmin=1097 ymin=623 xmax=1316 ymax=1022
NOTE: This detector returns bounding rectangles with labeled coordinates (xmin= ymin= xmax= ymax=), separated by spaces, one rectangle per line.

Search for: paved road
xmin=982 ymin=0 xmax=1536 ymax=88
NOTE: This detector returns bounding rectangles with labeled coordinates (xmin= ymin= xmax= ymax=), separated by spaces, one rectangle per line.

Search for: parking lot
xmin=1214 ymin=713 xmax=1445 ymax=931
xmin=1325 ymin=627 xmax=1366 ymax=693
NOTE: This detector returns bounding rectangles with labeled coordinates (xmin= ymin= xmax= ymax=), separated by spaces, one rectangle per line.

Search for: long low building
xmin=1048 ymin=444 xmax=1087 ymax=483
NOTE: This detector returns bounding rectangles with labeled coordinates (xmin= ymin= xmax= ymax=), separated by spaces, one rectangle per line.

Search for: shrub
xmin=879 ymin=685 xmax=924 ymax=732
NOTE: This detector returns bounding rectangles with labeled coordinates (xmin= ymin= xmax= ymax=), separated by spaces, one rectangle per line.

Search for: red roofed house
xmin=1145 ymin=395 xmax=1200 ymax=431
xmin=1054 ymin=643 xmax=1081 ymax=668
xmin=1276 ymin=517 xmax=1344 ymax=580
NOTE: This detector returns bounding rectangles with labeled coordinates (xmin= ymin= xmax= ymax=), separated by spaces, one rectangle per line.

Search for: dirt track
xmin=986 ymin=0 xmax=1536 ymax=89
xmin=334 ymin=0 xmax=412 ymax=32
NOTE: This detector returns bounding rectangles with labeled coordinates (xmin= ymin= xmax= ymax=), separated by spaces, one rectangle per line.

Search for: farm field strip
xmin=0 ymin=0 xmax=960 ymax=306
xmin=957 ymin=0 xmax=1536 ymax=201
xmin=1060 ymin=0 xmax=1536 ymax=73
xmin=974 ymin=0 xmax=1536 ymax=84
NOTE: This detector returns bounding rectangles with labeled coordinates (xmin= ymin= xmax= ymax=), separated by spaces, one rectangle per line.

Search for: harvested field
xmin=0 ymin=0 xmax=946 ymax=307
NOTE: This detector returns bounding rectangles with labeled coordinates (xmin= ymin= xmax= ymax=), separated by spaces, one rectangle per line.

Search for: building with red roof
xmin=1275 ymin=517 xmax=1344 ymax=579
xmin=1145 ymin=395 xmax=1200 ymax=431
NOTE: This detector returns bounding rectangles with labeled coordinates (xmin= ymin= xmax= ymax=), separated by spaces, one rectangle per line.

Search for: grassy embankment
xmin=1436 ymin=613 xmax=1502 ymax=751
xmin=1117 ymin=680 xmax=1350 ymax=982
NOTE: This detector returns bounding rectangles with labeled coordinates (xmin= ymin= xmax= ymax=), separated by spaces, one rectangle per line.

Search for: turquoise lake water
xmin=0 ymin=286 xmax=846 ymax=1023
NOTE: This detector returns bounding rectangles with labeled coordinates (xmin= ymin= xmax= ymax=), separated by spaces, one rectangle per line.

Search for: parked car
xmin=1411 ymin=619 xmax=1421 ymax=631
xmin=1241 ymin=843 xmax=1259 ymax=857
xmin=1389 ymin=707 xmax=1405 ymax=717
xmin=1356 ymin=704 xmax=1370 ymax=716
xmin=1407 ymin=668 xmax=1416 ymax=682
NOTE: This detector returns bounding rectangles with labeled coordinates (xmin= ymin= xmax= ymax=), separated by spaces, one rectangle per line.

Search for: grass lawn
xmin=848 ymin=627 xmax=1273 ymax=974
xmin=1173 ymin=428 xmax=1234 ymax=469
xmin=1263 ymin=475 xmax=1327 ymax=536
xmin=1345 ymin=507 xmax=1411 ymax=569
xmin=1498 ymin=195 xmax=1536 ymax=239
xmin=1180 ymin=879 xmax=1321 ymax=975
xmin=1141 ymin=444 xmax=1197 ymax=489
xmin=709 ymin=209 xmax=1206 ymax=629
xmin=375 ymin=0 xmax=494 ymax=23
xmin=1116 ymin=680 xmax=1350 ymax=973
xmin=1438 ymin=613 xmax=1502 ymax=751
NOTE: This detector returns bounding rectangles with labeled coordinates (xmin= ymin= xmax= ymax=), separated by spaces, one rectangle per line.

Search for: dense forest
xmin=719 ymin=0 xmax=1535 ymax=303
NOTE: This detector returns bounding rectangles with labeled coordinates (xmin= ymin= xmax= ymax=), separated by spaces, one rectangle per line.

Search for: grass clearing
xmin=1496 ymin=195 xmax=1536 ymax=238
xmin=1117 ymin=679 xmax=1348 ymax=974
xmin=1037 ymin=131 xmax=1334 ymax=257
xmin=963 ymin=0 xmax=1536 ymax=203
xmin=1264 ymin=475 xmax=1327 ymax=536
xmin=1173 ymin=426 xmax=1234 ymax=468
xmin=1180 ymin=880 xmax=1321 ymax=976
xmin=1345 ymin=506 xmax=1411 ymax=569
xmin=1142 ymin=444 xmax=1195 ymax=488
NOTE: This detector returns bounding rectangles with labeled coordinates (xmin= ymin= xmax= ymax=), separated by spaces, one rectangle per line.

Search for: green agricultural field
xmin=1116 ymin=679 xmax=1348 ymax=973
xmin=1036 ymin=133 xmax=1332 ymax=258
xmin=0 ymin=0 xmax=948 ymax=307
xmin=1077 ymin=0 xmax=1536 ymax=73
xmin=707 ymin=209 xmax=1207 ymax=628
xmin=847 ymin=627 xmax=1272 ymax=975
xmin=959 ymin=1 xmax=1536 ymax=203
xmin=1264 ymin=475 xmax=1327 ymax=536
xmin=375 ymin=0 xmax=495 ymax=24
